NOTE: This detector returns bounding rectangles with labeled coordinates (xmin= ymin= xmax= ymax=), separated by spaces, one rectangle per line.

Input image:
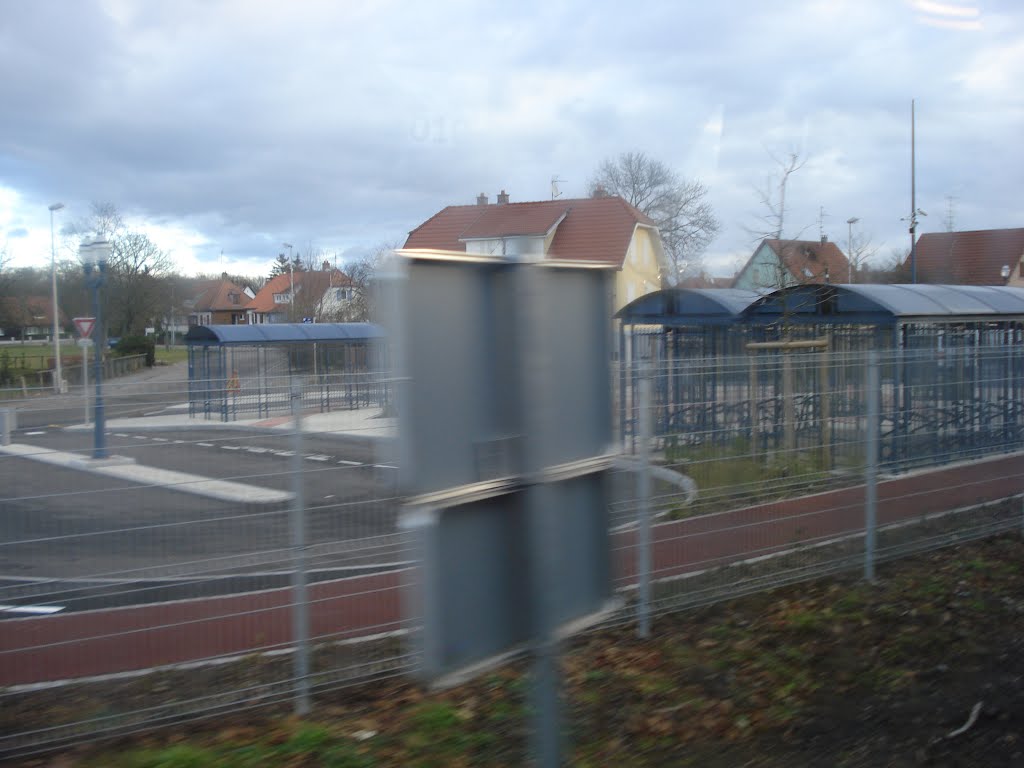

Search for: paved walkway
xmin=2 ymin=361 xmax=396 ymax=503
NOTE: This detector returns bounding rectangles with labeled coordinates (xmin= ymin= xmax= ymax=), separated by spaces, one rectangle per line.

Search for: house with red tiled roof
xmin=403 ymin=190 xmax=666 ymax=312
xmin=247 ymin=263 xmax=356 ymax=324
xmin=185 ymin=276 xmax=253 ymax=326
xmin=732 ymin=237 xmax=851 ymax=290
xmin=0 ymin=296 xmax=67 ymax=340
xmin=912 ymin=228 xmax=1024 ymax=286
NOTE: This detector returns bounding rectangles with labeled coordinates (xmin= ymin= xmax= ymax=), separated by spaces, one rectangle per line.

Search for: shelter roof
xmin=184 ymin=322 xmax=384 ymax=344
xmin=616 ymin=288 xmax=764 ymax=326
xmin=744 ymin=283 xmax=1024 ymax=325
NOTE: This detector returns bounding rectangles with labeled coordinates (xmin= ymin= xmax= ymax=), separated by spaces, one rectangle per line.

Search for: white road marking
xmin=0 ymin=604 xmax=64 ymax=615
xmin=152 ymin=437 xmax=169 ymax=442
xmin=131 ymin=435 xmax=148 ymax=440
xmin=337 ymin=460 xmax=362 ymax=466
xmin=306 ymin=454 xmax=330 ymax=462
xmin=245 ymin=447 xmax=269 ymax=454
xmin=114 ymin=433 xmax=130 ymax=437
xmin=197 ymin=442 xmax=214 ymax=447
xmin=0 ymin=443 xmax=293 ymax=504
xmin=372 ymin=464 xmax=397 ymax=470
xmin=25 ymin=431 xmax=45 ymax=436
xmin=221 ymin=445 xmax=241 ymax=450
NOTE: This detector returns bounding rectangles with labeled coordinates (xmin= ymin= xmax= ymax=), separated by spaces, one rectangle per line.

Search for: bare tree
xmin=748 ymin=148 xmax=807 ymax=241
xmin=589 ymin=151 xmax=719 ymax=283
xmin=860 ymin=247 xmax=912 ymax=284
xmin=334 ymin=241 xmax=397 ymax=323
xmin=64 ymin=203 xmax=172 ymax=336
xmin=847 ymin=229 xmax=878 ymax=283
xmin=106 ymin=231 xmax=173 ymax=335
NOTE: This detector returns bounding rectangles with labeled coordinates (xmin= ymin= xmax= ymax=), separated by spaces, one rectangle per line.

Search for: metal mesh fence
xmin=1 ymin=345 xmax=1021 ymax=758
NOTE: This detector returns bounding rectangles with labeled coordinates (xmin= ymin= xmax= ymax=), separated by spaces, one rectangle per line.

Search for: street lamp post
xmin=846 ymin=216 xmax=859 ymax=283
xmin=283 ymin=242 xmax=294 ymax=321
xmin=81 ymin=237 xmax=111 ymax=460
xmin=49 ymin=202 xmax=65 ymax=393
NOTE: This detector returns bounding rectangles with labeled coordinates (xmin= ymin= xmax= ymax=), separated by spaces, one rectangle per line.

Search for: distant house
xmin=403 ymin=190 xmax=666 ymax=313
xmin=185 ymin=275 xmax=254 ymax=326
xmin=732 ymin=237 xmax=851 ymax=290
xmin=912 ymin=228 xmax=1024 ymax=286
xmin=676 ymin=274 xmax=734 ymax=290
xmin=247 ymin=263 xmax=356 ymax=324
xmin=0 ymin=296 xmax=66 ymax=340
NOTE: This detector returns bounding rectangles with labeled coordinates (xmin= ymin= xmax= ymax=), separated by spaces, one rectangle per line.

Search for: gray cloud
xmin=1 ymin=0 xmax=1022 ymax=277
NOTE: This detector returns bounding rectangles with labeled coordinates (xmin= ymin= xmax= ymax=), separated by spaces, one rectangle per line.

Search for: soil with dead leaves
xmin=7 ymin=535 xmax=1024 ymax=767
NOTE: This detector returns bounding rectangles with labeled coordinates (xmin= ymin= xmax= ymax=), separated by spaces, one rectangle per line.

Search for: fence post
xmin=865 ymin=351 xmax=879 ymax=582
xmin=637 ymin=366 xmax=652 ymax=638
xmin=290 ymin=380 xmax=311 ymax=715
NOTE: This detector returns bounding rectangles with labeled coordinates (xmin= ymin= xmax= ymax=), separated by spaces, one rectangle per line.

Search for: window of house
xmin=273 ymin=293 xmax=291 ymax=304
xmin=229 ymin=292 xmax=239 ymax=304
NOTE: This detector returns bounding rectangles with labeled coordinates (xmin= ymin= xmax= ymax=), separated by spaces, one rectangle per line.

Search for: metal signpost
xmin=78 ymin=338 xmax=93 ymax=424
xmin=74 ymin=319 xmax=97 ymax=428
xmin=74 ymin=318 xmax=97 ymax=426
xmin=388 ymin=249 xmax=617 ymax=767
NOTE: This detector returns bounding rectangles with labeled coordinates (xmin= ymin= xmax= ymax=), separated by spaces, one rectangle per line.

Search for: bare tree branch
xmin=589 ymin=151 xmax=720 ymax=283
xmin=746 ymin=148 xmax=808 ymax=242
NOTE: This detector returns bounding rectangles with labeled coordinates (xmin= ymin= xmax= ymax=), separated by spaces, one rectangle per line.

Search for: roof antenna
xmin=551 ymin=175 xmax=566 ymax=200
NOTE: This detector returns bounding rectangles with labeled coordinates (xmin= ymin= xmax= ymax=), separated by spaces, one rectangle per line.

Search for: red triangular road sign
xmin=73 ymin=317 xmax=96 ymax=338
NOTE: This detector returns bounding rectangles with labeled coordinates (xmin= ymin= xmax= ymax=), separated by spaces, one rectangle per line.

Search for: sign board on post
xmin=387 ymin=250 xmax=617 ymax=684
xmin=73 ymin=317 xmax=96 ymax=339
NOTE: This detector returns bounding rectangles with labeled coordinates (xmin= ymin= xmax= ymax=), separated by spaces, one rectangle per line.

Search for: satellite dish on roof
xmin=551 ymin=175 xmax=566 ymax=200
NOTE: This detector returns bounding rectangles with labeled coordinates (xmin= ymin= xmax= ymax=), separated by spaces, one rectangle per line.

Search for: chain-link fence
xmin=1 ymin=345 xmax=1021 ymax=758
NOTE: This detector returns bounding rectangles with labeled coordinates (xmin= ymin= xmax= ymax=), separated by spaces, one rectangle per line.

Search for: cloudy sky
xmin=1 ymin=0 xmax=1021 ymax=279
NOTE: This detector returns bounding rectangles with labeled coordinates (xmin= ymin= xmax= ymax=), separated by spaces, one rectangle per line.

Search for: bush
xmin=114 ymin=335 xmax=156 ymax=367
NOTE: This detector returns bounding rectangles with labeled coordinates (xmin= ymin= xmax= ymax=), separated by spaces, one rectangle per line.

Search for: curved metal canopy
xmin=184 ymin=322 xmax=385 ymax=345
xmin=743 ymin=284 xmax=1024 ymax=325
xmin=615 ymin=288 xmax=764 ymax=326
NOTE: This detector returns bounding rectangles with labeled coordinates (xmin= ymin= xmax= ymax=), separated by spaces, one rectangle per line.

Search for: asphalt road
xmin=0 ymin=410 xmax=402 ymax=614
xmin=8 ymin=365 xmax=193 ymax=430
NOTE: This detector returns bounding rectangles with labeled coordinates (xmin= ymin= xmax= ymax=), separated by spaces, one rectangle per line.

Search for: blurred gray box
xmin=389 ymin=252 xmax=616 ymax=682
xmin=0 ymin=408 xmax=15 ymax=445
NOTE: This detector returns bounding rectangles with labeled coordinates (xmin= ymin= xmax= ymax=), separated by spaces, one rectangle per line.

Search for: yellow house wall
xmin=613 ymin=227 xmax=662 ymax=314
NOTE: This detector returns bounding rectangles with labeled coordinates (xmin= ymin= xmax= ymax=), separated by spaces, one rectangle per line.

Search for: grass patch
xmin=155 ymin=345 xmax=190 ymax=365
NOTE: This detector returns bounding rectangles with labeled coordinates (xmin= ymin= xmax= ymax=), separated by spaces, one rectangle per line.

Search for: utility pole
xmin=903 ymin=100 xmax=926 ymax=284
xmin=49 ymin=202 xmax=65 ymax=393
xmin=283 ymin=242 xmax=294 ymax=322
xmin=910 ymin=99 xmax=916 ymax=283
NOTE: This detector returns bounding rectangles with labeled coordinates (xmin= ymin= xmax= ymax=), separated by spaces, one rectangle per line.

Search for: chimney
xmin=821 ymin=234 xmax=828 ymax=244
xmin=221 ymin=271 xmax=229 ymax=280
xmin=497 ymin=189 xmax=510 ymax=205
xmin=476 ymin=192 xmax=488 ymax=206
xmin=592 ymin=184 xmax=608 ymax=198
xmin=322 ymin=260 xmax=331 ymax=271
